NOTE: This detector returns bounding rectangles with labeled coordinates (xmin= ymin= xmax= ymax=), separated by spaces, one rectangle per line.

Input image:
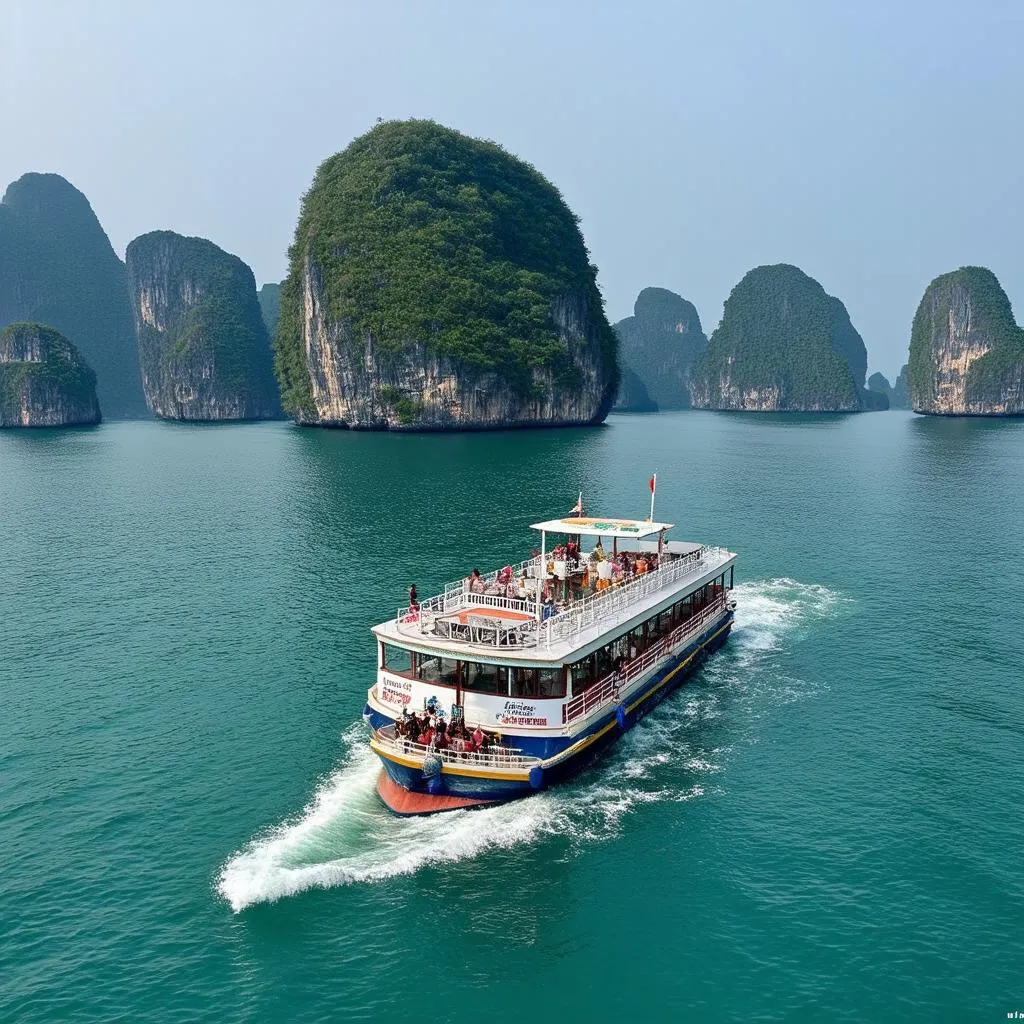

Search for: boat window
xmin=569 ymin=656 xmax=593 ymax=693
xmin=628 ymin=627 xmax=645 ymax=656
xmin=464 ymin=662 xmax=505 ymax=695
xmin=382 ymin=644 xmax=414 ymax=674
xmin=511 ymin=667 xmax=538 ymax=697
xmin=416 ymin=655 xmax=460 ymax=687
xmin=538 ymin=668 xmax=565 ymax=698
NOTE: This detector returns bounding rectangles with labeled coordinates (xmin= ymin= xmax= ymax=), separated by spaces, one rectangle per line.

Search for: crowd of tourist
xmin=462 ymin=545 xmax=665 ymax=607
xmin=394 ymin=708 xmax=499 ymax=755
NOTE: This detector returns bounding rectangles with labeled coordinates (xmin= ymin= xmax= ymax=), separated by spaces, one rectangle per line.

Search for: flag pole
xmin=649 ymin=472 xmax=656 ymax=522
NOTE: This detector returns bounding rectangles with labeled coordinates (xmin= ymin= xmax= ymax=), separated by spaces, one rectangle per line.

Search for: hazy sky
xmin=4 ymin=0 xmax=1023 ymax=380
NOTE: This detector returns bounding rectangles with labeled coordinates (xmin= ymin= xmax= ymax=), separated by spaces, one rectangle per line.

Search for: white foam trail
xmin=218 ymin=578 xmax=845 ymax=911
xmin=729 ymin=578 xmax=845 ymax=660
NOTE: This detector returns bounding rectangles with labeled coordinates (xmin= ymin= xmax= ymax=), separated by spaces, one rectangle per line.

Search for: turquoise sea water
xmin=2 ymin=411 xmax=1023 ymax=1022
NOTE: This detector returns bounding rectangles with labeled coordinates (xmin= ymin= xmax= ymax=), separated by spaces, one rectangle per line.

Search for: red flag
xmin=649 ymin=474 xmax=656 ymax=494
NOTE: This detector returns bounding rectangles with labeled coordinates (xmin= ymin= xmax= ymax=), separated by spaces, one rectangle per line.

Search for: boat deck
xmin=381 ymin=543 xmax=736 ymax=660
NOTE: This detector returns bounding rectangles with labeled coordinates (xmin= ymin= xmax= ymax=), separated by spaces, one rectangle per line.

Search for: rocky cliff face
xmin=126 ymin=232 xmax=280 ymax=421
xmin=295 ymin=264 xmax=611 ymax=427
xmin=613 ymin=287 xmax=707 ymax=408
xmin=275 ymin=120 xmax=618 ymax=429
xmin=0 ymin=173 xmax=146 ymax=418
xmin=908 ymin=267 xmax=1024 ymax=415
xmin=689 ymin=264 xmax=870 ymax=412
xmin=613 ymin=365 xmax=658 ymax=412
xmin=0 ymin=322 xmax=101 ymax=426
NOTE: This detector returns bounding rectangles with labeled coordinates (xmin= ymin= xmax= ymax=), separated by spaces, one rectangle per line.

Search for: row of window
xmin=567 ymin=578 xmax=725 ymax=692
xmin=381 ymin=574 xmax=729 ymax=700
xmin=381 ymin=648 xmax=566 ymax=697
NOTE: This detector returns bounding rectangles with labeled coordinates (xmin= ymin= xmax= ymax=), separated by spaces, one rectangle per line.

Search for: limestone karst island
xmin=125 ymin=231 xmax=280 ymax=422
xmin=908 ymin=266 xmax=1024 ymax=416
xmin=0 ymin=173 xmax=145 ymax=419
xmin=1 ymin=127 xmax=1023 ymax=428
xmin=614 ymin=287 xmax=708 ymax=411
xmin=0 ymin=322 xmax=101 ymax=427
xmin=689 ymin=264 xmax=884 ymax=413
xmin=273 ymin=119 xmax=619 ymax=430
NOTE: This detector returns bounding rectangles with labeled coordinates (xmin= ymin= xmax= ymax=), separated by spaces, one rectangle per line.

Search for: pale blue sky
xmin=4 ymin=0 xmax=1023 ymax=381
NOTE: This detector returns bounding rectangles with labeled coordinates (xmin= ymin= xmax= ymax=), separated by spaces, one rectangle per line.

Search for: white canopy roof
xmin=529 ymin=515 xmax=674 ymax=540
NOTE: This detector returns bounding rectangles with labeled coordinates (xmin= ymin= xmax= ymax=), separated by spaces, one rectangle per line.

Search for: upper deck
xmin=375 ymin=535 xmax=736 ymax=664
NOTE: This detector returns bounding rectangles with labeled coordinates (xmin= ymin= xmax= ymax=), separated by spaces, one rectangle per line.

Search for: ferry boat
xmin=363 ymin=513 xmax=737 ymax=815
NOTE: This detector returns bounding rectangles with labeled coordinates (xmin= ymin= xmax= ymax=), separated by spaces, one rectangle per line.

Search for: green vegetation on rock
xmin=0 ymin=322 xmax=101 ymax=426
xmin=891 ymin=364 xmax=910 ymax=409
xmin=613 ymin=287 xmax=706 ymax=409
xmin=689 ymin=264 xmax=867 ymax=411
xmin=275 ymin=119 xmax=618 ymax=426
xmin=868 ymin=372 xmax=891 ymax=397
xmin=0 ymin=173 xmax=145 ymax=418
xmin=908 ymin=266 xmax=1024 ymax=414
xmin=126 ymin=231 xmax=281 ymax=421
xmin=257 ymin=283 xmax=281 ymax=338
xmin=865 ymin=372 xmax=892 ymax=409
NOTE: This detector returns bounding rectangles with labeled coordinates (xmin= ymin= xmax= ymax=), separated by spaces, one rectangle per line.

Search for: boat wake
xmin=217 ymin=578 xmax=844 ymax=912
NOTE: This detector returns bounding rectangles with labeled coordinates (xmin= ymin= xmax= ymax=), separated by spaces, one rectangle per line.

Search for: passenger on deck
xmin=431 ymin=720 xmax=449 ymax=751
xmin=472 ymin=725 xmax=485 ymax=750
xmin=408 ymin=584 xmax=419 ymax=610
xmin=468 ymin=568 xmax=485 ymax=594
xmin=566 ymin=539 xmax=581 ymax=571
xmin=592 ymin=539 xmax=606 ymax=562
xmin=417 ymin=720 xmax=435 ymax=746
xmin=449 ymin=721 xmax=468 ymax=754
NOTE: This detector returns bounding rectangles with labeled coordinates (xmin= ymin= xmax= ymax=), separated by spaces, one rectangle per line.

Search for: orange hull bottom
xmin=375 ymin=771 xmax=499 ymax=816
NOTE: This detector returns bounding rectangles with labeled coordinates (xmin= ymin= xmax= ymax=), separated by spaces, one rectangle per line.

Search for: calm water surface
xmin=2 ymin=411 xmax=1022 ymax=1022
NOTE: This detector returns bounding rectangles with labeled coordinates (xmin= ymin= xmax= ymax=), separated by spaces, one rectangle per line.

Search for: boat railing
xmin=561 ymin=593 xmax=729 ymax=724
xmin=395 ymin=599 xmax=541 ymax=647
xmin=374 ymin=726 xmax=541 ymax=768
xmin=544 ymin=547 xmax=722 ymax=646
xmin=394 ymin=545 xmax=731 ymax=649
xmin=443 ymin=554 xmax=543 ymax=604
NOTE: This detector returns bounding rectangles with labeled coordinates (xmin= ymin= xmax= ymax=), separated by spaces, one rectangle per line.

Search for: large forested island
xmin=126 ymin=231 xmax=280 ymax=422
xmin=614 ymin=287 xmax=707 ymax=409
xmin=908 ymin=267 xmax=1024 ymax=415
xmin=689 ymin=264 xmax=881 ymax=412
xmin=274 ymin=119 xmax=619 ymax=429
xmin=0 ymin=322 xmax=101 ymax=427
xmin=0 ymin=173 xmax=146 ymax=418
